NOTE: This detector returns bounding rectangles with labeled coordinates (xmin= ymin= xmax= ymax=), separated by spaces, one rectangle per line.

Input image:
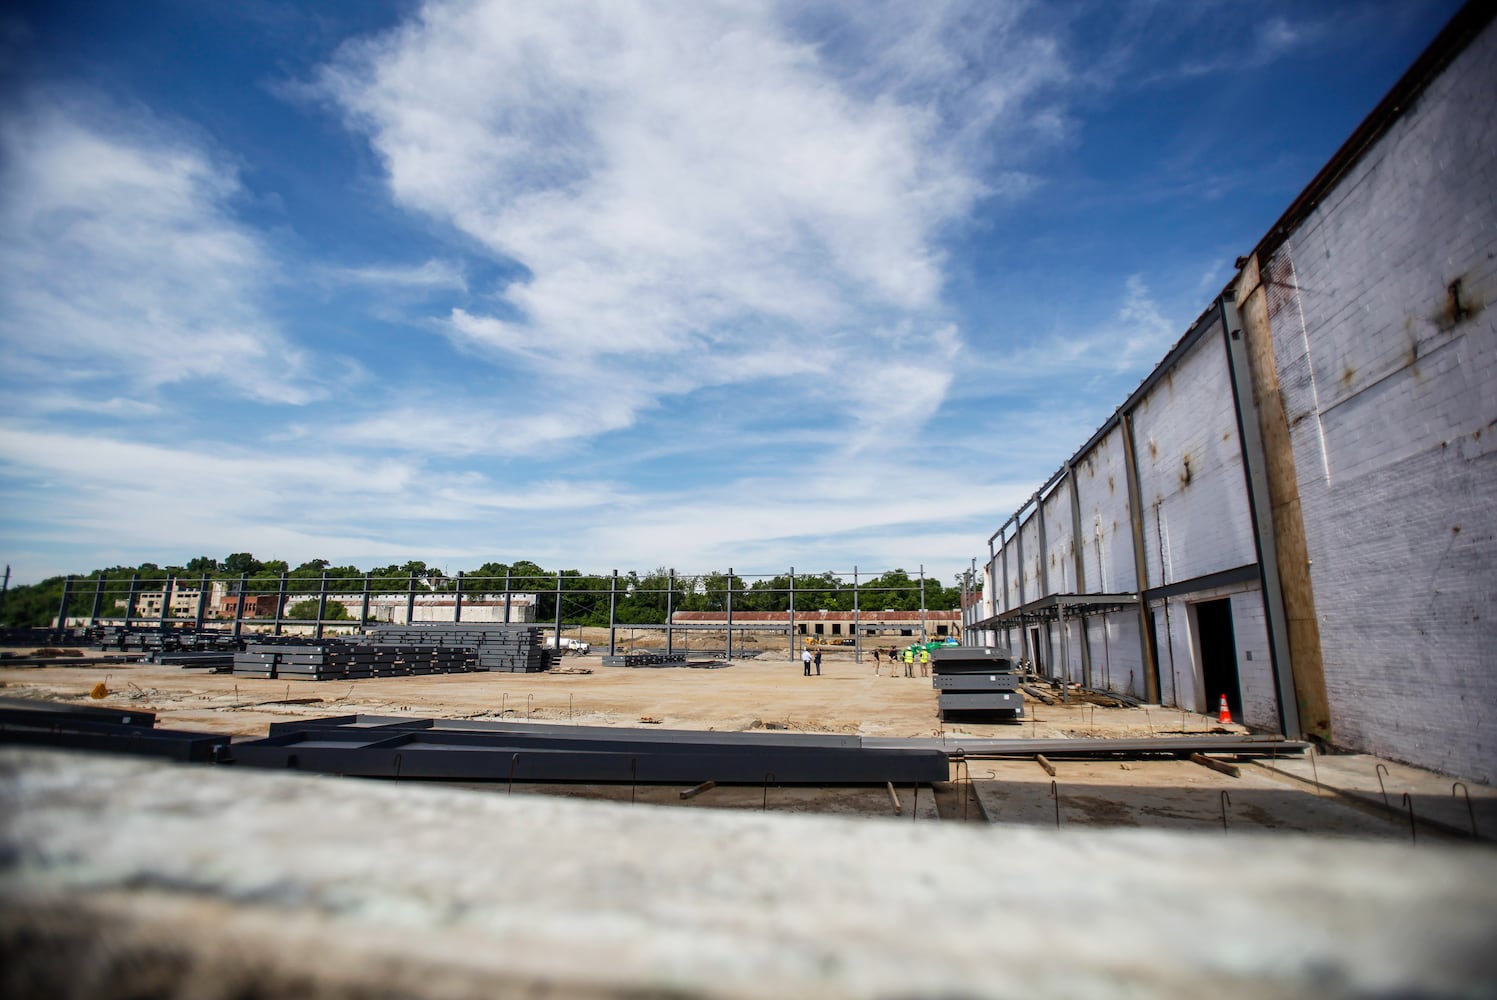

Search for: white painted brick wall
xmin=1261 ymin=23 xmax=1497 ymax=783
xmin=1041 ymin=481 xmax=1076 ymax=595
xmin=1229 ymin=590 xmax=1280 ymax=730
xmin=1132 ymin=326 xmax=1259 ymax=585
xmin=1086 ymin=610 xmax=1148 ymax=701
xmin=1074 ymin=425 xmax=1137 ymax=593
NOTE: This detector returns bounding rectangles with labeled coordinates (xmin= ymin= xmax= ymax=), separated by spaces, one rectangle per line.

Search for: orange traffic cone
xmin=1217 ymin=694 xmax=1233 ymax=725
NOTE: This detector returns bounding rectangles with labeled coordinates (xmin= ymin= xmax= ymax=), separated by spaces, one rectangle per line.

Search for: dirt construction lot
xmin=0 ymin=643 xmax=1227 ymax=741
xmin=3 ymin=639 xmax=1489 ymax=840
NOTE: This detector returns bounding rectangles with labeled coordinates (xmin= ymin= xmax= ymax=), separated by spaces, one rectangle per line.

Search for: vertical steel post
xmin=194 ymin=573 xmax=209 ymax=630
xmin=314 ymin=571 xmax=329 ymax=639
xmin=454 ymin=571 xmax=464 ymax=623
xmin=89 ymin=574 xmax=106 ymax=626
xmin=788 ymin=567 xmax=796 ymax=661
xmin=158 ymin=575 xmax=173 ymax=630
xmin=274 ymin=571 xmax=288 ymax=636
xmin=919 ymin=564 xmax=926 ymax=642
xmin=232 ymin=573 xmax=247 ymax=639
xmin=504 ymin=569 xmax=512 ymax=624
xmin=1067 ymin=463 xmax=1093 ymax=687
xmin=0 ymin=565 xmax=9 ymax=623
xmin=852 ymin=566 xmax=860 ymax=662
xmin=1121 ymin=409 xmax=1161 ymax=704
xmin=360 ymin=573 xmax=371 ymax=627
xmin=725 ymin=567 xmax=734 ymax=662
xmin=608 ymin=570 xmax=618 ymax=656
xmin=554 ymin=572 xmax=564 ymax=643
xmin=406 ymin=571 xmax=417 ymax=625
xmin=125 ymin=574 xmax=139 ymax=627
xmin=1220 ymin=290 xmax=1304 ymax=738
xmin=666 ymin=569 xmax=676 ymax=655
xmin=1000 ymin=537 xmax=1010 ymax=650
xmin=56 ymin=575 xmax=73 ymax=631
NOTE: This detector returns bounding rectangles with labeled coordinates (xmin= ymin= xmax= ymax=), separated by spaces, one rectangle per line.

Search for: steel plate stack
xmin=930 ymin=645 xmax=1025 ymax=722
xmin=368 ymin=624 xmax=554 ymax=673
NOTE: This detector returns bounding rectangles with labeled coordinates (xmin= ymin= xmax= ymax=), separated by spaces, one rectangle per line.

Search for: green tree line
xmin=0 ymin=555 xmax=963 ymax=628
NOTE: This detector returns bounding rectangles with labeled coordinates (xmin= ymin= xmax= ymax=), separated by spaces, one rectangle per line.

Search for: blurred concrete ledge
xmin=2 ymin=748 xmax=1495 ymax=999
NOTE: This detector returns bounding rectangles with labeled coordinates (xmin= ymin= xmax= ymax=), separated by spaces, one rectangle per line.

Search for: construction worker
xmin=903 ymin=646 xmax=914 ymax=677
xmin=919 ymin=645 xmax=930 ymax=677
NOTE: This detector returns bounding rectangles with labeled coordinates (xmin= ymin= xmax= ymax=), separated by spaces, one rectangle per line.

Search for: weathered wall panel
xmin=1130 ymin=325 xmax=1258 ymax=587
xmin=1259 ymin=23 xmax=1497 ymax=782
xmin=1074 ymin=426 xmax=1137 ymax=594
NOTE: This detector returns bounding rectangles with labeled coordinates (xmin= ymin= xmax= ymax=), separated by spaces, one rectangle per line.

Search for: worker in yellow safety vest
xmin=902 ymin=646 xmax=915 ymax=677
xmin=919 ymin=646 xmax=930 ymax=677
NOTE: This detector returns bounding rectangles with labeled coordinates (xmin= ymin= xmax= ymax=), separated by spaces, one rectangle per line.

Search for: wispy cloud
xmin=314 ymin=0 xmax=1066 ymax=453
xmin=0 ymin=91 xmax=329 ymax=406
xmin=326 ymin=257 xmax=468 ymax=292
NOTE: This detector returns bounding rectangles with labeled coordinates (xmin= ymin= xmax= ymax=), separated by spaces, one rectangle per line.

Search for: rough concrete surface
xmin=4 ymin=748 xmax=1497 ymax=999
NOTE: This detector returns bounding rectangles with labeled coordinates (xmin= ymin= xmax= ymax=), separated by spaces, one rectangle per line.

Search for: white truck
xmin=544 ymin=634 xmax=591 ymax=654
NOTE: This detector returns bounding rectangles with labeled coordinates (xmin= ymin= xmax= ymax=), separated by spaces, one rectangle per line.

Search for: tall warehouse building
xmin=967 ymin=3 xmax=1496 ymax=784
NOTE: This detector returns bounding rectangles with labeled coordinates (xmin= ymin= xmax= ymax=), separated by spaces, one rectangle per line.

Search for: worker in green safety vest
xmin=902 ymin=646 xmax=915 ymax=677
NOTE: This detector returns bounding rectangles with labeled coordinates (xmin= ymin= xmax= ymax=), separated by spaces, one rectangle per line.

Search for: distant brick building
xmin=218 ymin=594 xmax=283 ymax=619
xmin=671 ymin=610 xmax=960 ymax=638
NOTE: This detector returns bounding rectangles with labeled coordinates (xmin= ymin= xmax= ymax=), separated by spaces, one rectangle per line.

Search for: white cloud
xmin=0 ymin=421 xmax=1014 ymax=583
xmin=328 ymin=257 xmax=468 ymax=292
xmin=0 ymin=92 xmax=326 ymax=405
xmin=315 ymin=0 xmax=1066 ymax=450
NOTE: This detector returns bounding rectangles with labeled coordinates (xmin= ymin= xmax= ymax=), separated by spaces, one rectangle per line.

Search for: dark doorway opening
xmin=1028 ymin=627 xmax=1044 ymax=675
xmin=1195 ymin=599 xmax=1241 ymax=721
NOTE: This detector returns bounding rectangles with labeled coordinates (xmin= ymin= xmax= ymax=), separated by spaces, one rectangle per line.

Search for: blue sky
xmin=0 ymin=0 xmax=1464 ymax=585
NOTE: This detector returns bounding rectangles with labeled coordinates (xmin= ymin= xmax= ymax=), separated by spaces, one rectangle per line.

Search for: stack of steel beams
xmin=149 ymin=650 xmax=235 ymax=670
xmin=0 ymin=701 xmax=228 ymax=762
xmin=930 ymin=646 xmax=1025 ymax=722
xmin=233 ymin=714 xmax=949 ymax=785
xmin=95 ymin=627 xmax=241 ymax=653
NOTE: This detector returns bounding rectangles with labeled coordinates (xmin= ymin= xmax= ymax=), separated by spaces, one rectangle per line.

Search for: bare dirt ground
xmin=0 ymin=638 xmax=1243 ymax=742
xmin=7 ymin=635 xmax=1467 ymax=838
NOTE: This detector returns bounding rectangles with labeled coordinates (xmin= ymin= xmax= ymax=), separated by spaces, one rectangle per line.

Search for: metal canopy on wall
xmin=971 ymin=592 xmax=1138 ymax=631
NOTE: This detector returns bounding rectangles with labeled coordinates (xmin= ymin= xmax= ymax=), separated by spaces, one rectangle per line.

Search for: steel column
xmin=1121 ymin=409 xmax=1161 ymax=704
xmin=725 ymin=568 xmax=734 ymax=661
xmin=55 ymin=575 xmax=72 ymax=630
xmin=194 ymin=573 xmax=209 ymax=630
xmin=852 ymin=566 xmax=860 ymax=662
xmin=360 ymin=573 xmax=371 ymax=626
xmin=158 ymin=576 xmax=172 ymax=629
xmin=124 ymin=574 xmax=139 ymax=627
xmin=314 ymin=571 xmax=329 ymax=639
xmin=504 ymin=569 xmax=512 ymax=624
xmin=1067 ymin=463 xmax=1093 ymax=687
xmin=89 ymin=574 xmax=106 ymax=626
xmin=454 ymin=571 xmax=464 ymax=623
xmin=1220 ymin=290 xmax=1303 ymax=739
xmin=274 ymin=571 xmax=288 ymax=636
xmin=788 ymin=567 xmax=796 ymax=661
xmin=608 ymin=570 xmax=618 ymax=656
xmin=666 ymin=569 xmax=676 ymax=655
xmin=232 ymin=573 xmax=247 ymax=639
xmin=554 ymin=572 xmax=564 ymax=645
xmin=406 ymin=571 xmax=417 ymax=626
xmin=919 ymin=564 xmax=926 ymax=641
